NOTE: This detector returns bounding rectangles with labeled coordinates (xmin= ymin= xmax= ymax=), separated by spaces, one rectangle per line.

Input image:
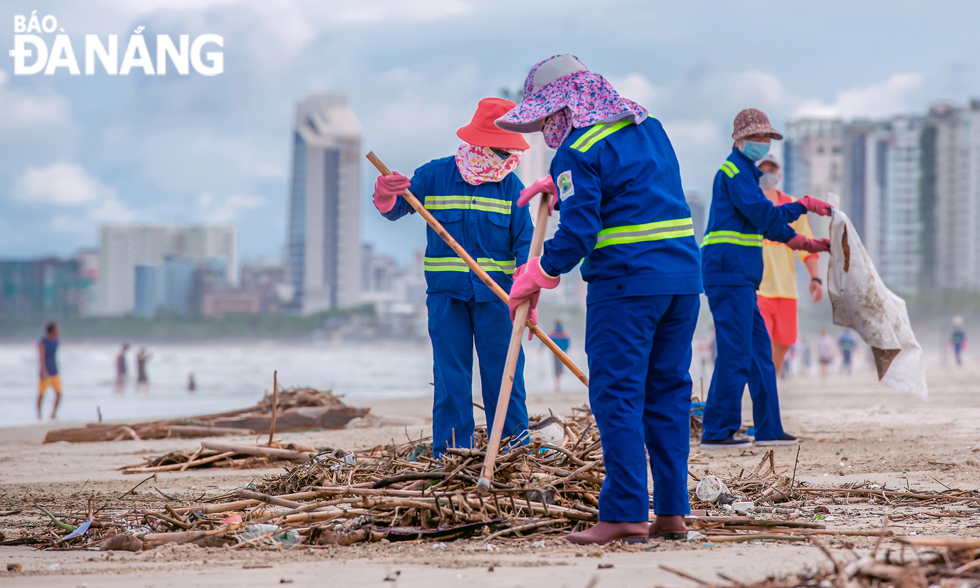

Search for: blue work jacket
xmin=381 ymin=156 xmax=532 ymax=302
xmin=539 ymin=117 xmax=703 ymax=304
xmin=701 ymin=147 xmax=806 ymax=288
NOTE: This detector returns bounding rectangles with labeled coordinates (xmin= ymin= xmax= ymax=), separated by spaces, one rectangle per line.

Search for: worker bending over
xmin=700 ymin=109 xmax=831 ymax=450
xmin=373 ymin=98 xmax=533 ymax=457
xmin=500 ymin=55 xmax=703 ymax=545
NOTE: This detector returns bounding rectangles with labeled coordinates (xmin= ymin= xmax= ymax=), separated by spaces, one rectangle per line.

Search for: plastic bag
xmin=826 ymin=201 xmax=928 ymax=400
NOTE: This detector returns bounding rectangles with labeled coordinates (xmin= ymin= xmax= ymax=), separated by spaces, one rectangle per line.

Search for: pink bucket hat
xmin=495 ymin=55 xmax=648 ymax=133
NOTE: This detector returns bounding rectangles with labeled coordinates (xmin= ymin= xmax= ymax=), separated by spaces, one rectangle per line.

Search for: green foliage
xmin=0 ymin=304 xmax=376 ymax=341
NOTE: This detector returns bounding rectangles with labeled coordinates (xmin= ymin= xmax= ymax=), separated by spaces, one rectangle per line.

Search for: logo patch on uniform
xmin=557 ymin=170 xmax=574 ymax=198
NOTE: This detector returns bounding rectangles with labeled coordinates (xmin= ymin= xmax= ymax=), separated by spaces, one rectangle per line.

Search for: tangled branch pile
xmin=664 ymin=537 xmax=980 ymax=588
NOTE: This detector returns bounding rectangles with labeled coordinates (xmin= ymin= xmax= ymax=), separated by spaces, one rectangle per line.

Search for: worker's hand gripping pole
xmin=365 ymin=151 xmax=587 ymax=388
xmin=476 ymin=191 xmax=553 ymax=495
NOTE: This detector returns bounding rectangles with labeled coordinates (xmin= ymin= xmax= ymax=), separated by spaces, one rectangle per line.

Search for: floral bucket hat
xmin=495 ymin=55 xmax=648 ymax=134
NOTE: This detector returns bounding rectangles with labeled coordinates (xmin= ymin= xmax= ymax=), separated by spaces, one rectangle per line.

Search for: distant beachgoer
xmin=952 ymin=316 xmax=967 ymax=366
xmin=839 ymin=329 xmax=856 ymax=374
xmin=816 ymin=328 xmax=835 ymax=378
xmin=188 ymin=372 xmax=196 ymax=393
xmin=801 ymin=337 xmax=812 ymax=372
xmin=37 ymin=322 xmax=61 ymax=420
xmin=548 ymin=321 xmax=571 ymax=393
xmin=136 ymin=347 xmax=151 ymax=393
xmin=114 ymin=343 xmax=130 ymax=394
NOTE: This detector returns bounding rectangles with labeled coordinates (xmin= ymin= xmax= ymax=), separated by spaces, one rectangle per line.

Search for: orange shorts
xmin=38 ymin=374 xmax=62 ymax=396
xmin=757 ymin=295 xmax=798 ymax=347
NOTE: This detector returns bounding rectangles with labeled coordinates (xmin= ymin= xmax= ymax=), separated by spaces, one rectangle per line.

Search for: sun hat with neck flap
xmin=494 ymin=54 xmax=648 ymax=134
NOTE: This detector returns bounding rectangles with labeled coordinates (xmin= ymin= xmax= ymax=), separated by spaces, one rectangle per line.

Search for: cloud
xmin=198 ymin=192 xmax=266 ymax=223
xmin=795 ymin=73 xmax=925 ymax=119
xmin=609 ymin=73 xmax=658 ymax=110
xmin=0 ymin=68 xmax=72 ymax=133
xmin=13 ymin=163 xmax=114 ymax=206
xmin=90 ymin=198 xmax=138 ymax=223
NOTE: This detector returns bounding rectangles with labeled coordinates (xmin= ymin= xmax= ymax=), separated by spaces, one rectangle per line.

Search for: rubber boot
xmin=649 ymin=515 xmax=686 ymax=540
xmin=566 ymin=521 xmax=649 ymax=545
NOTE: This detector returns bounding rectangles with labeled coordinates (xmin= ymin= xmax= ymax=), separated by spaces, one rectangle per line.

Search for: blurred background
xmin=2 ymin=0 xmax=979 ymax=424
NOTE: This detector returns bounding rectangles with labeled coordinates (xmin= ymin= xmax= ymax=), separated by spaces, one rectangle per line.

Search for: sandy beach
xmin=1 ymin=361 xmax=979 ymax=587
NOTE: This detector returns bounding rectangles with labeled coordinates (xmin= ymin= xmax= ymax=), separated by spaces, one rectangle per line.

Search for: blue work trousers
xmin=427 ymin=293 xmax=528 ymax=457
xmin=586 ymin=294 xmax=700 ymax=521
xmin=702 ymin=285 xmax=785 ymax=441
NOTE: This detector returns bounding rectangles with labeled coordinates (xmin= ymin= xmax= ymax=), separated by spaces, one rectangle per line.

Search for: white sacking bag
xmin=827 ymin=206 xmax=928 ymax=401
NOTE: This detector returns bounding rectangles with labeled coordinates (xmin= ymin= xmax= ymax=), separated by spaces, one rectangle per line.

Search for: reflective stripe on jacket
xmin=540 ymin=117 xmax=703 ymax=304
xmin=381 ymin=157 xmax=532 ymax=302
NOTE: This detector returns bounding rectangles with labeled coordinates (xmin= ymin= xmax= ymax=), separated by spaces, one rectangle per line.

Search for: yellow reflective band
xmin=477 ymin=258 xmax=516 ymax=274
xmin=701 ymin=230 xmax=763 ymax=248
xmin=423 ymin=195 xmax=511 ymax=214
xmin=423 ymin=257 xmax=470 ymax=272
xmin=570 ymin=119 xmax=632 ymax=153
xmin=595 ymin=218 xmax=695 ymax=249
xmin=423 ymin=256 xmax=516 ymax=274
xmin=719 ymin=161 xmax=740 ymax=178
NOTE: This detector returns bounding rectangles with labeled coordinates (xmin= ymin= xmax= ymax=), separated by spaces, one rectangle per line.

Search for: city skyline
xmin=1 ymin=1 xmax=979 ymax=267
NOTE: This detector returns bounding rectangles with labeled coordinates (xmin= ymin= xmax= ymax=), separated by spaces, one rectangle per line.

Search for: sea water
xmin=0 ymin=340 xmax=592 ymax=427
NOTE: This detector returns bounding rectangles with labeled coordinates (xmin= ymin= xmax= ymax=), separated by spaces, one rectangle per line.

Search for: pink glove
xmin=508 ymin=257 xmax=560 ymax=323
xmin=373 ymin=172 xmax=411 ymax=213
xmin=796 ymin=195 xmax=833 ymax=217
xmin=787 ymin=235 xmax=831 ymax=254
xmin=518 ymin=176 xmax=558 ymax=214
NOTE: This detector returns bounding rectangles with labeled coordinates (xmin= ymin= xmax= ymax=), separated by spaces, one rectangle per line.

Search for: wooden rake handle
xmin=477 ymin=190 xmax=553 ymax=494
xmin=365 ymin=151 xmax=587 ymax=387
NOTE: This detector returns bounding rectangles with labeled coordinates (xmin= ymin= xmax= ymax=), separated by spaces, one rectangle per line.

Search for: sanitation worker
xmin=700 ymin=108 xmax=832 ymax=450
xmin=372 ymin=98 xmax=532 ymax=458
xmin=499 ymin=55 xmax=703 ymax=545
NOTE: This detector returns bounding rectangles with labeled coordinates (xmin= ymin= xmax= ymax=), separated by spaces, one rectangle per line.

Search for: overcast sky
xmin=2 ymin=0 xmax=978 ymax=265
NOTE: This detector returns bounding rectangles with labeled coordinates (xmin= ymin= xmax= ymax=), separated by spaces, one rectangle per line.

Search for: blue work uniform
xmin=541 ymin=117 xmax=703 ymax=522
xmin=381 ymin=156 xmax=532 ymax=457
xmin=701 ymin=148 xmax=806 ymax=442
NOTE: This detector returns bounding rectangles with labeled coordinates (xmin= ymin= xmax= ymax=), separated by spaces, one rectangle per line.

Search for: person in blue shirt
xmin=372 ymin=97 xmax=533 ymax=458
xmin=952 ymin=316 xmax=967 ymax=365
xmin=37 ymin=322 xmax=61 ymax=420
xmin=700 ymin=108 xmax=833 ymax=450
xmin=547 ymin=320 xmax=571 ymax=393
xmin=839 ymin=329 xmax=857 ymax=374
xmin=499 ymin=55 xmax=703 ymax=545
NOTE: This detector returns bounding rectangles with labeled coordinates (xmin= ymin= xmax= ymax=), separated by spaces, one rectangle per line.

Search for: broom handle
xmin=478 ymin=191 xmax=552 ymax=490
xmin=366 ymin=152 xmax=587 ymax=387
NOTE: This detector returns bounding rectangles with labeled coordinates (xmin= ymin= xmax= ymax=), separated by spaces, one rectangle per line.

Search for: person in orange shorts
xmin=37 ymin=322 xmax=62 ymax=420
xmin=756 ymin=154 xmax=823 ymax=376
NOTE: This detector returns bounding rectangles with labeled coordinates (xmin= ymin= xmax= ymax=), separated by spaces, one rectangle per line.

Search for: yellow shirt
xmin=758 ymin=190 xmax=816 ymax=300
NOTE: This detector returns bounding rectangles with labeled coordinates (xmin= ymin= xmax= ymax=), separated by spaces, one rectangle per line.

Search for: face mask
xmin=454 ymin=144 xmax=523 ymax=186
xmin=759 ymin=172 xmax=780 ymax=191
xmin=741 ymin=140 xmax=770 ymax=161
xmin=542 ymin=108 xmax=572 ymax=149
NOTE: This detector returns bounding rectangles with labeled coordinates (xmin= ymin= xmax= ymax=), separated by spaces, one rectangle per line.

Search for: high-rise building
xmin=133 ymin=259 xmax=197 ymax=318
xmin=927 ymin=102 xmax=980 ymax=291
xmin=97 ymin=225 xmax=236 ymax=316
xmin=783 ymin=119 xmax=844 ymax=201
xmin=0 ymin=257 xmax=83 ymax=320
xmin=839 ymin=117 xmax=925 ymax=294
xmin=685 ymin=190 xmax=707 ymax=245
xmin=287 ymin=94 xmax=362 ymax=315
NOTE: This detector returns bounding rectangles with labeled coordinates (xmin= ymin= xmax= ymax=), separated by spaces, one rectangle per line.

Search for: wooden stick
xmin=123 ymin=452 xmax=236 ymax=474
xmin=478 ymin=192 xmax=553 ymax=494
xmin=200 ymin=441 xmax=310 ymax=462
xmin=268 ymin=370 xmax=278 ymax=447
xmin=366 ymin=151 xmax=587 ymax=388
xmin=239 ymin=489 xmax=303 ymax=509
xmin=703 ymin=534 xmax=808 ymax=543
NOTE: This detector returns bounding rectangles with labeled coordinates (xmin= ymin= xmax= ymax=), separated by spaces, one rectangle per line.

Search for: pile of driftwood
xmin=120 ymin=441 xmax=322 ymax=474
xmin=663 ymin=537 xmax=980 ymax=588
xmin=43 ymin=387 xmax=369 ymax=443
